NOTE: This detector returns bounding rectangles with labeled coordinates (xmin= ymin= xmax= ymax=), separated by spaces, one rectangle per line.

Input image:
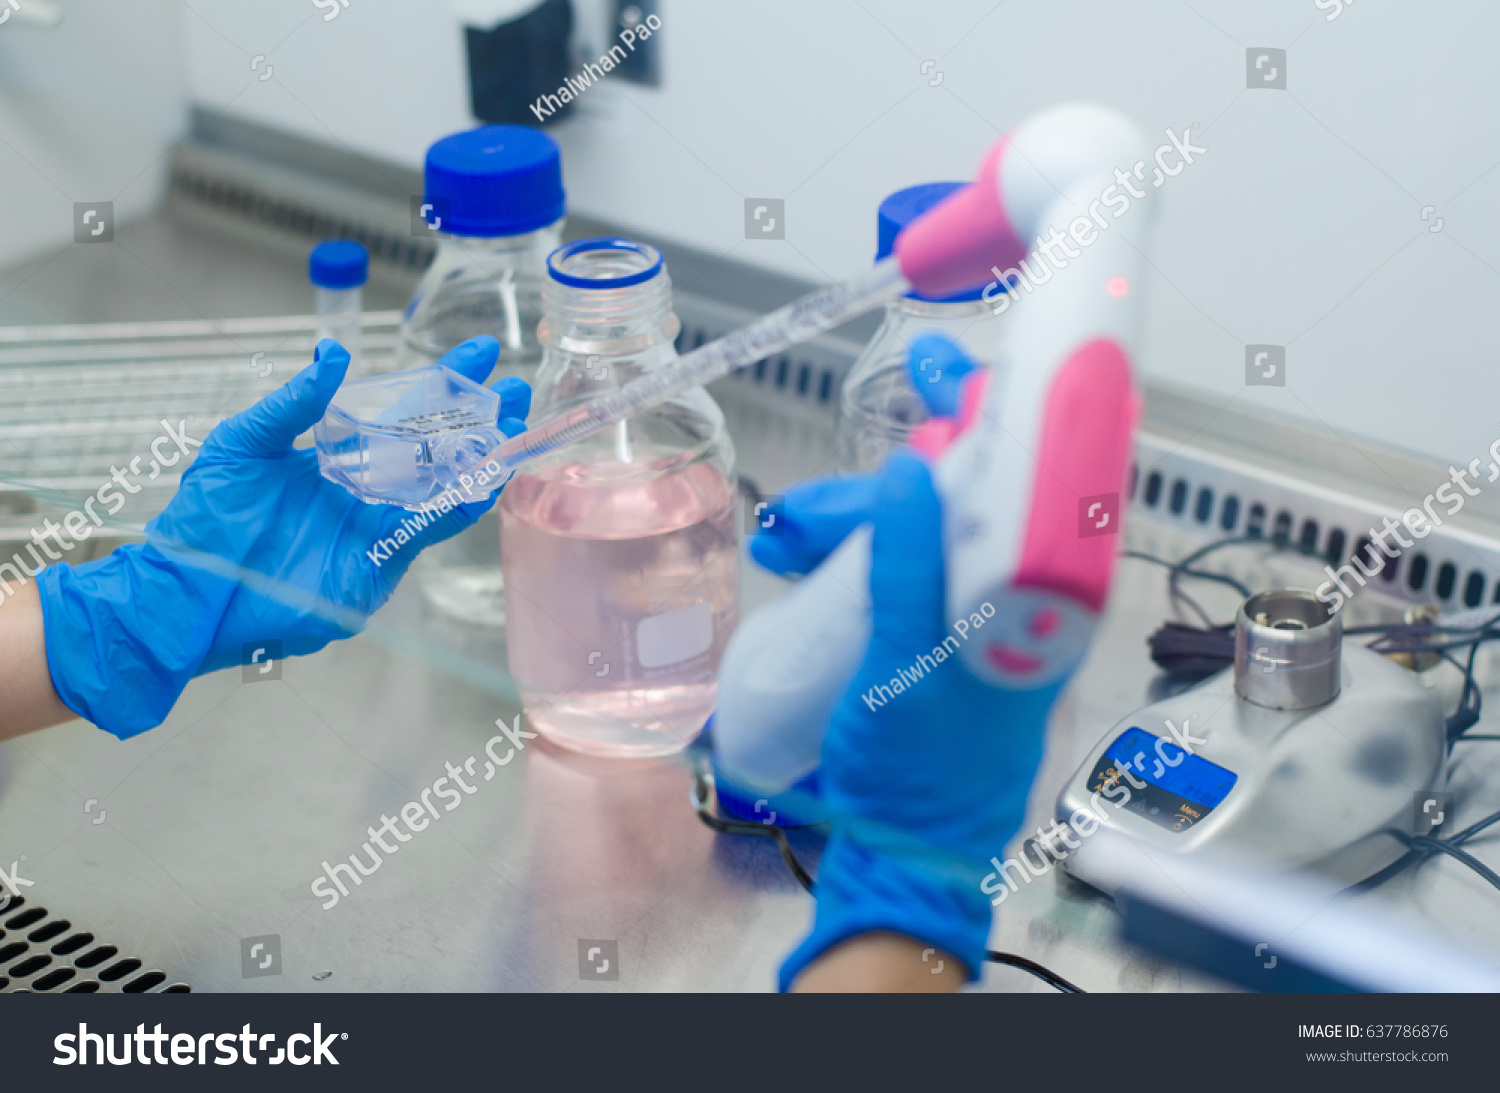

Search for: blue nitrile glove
xmin=37 ymin=337 xmax=529 ymax=740
xmin=750 ymin=333 xmax=977 ymax=579
xmin=765 ymin=336 xmax=1059 ymax=988
xmin=748 ymin=474 xmax=881 ymax=577
xmin=776 ymin=452 xmax=1064 ymax=989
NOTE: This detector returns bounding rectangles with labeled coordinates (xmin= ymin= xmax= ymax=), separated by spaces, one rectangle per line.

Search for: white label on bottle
xmin=636 ymin=601 xmax=713 ymax=669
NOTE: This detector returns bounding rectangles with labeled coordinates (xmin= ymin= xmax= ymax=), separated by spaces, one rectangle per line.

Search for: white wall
xmin=0 ymin=0 xmax=188 ymax=265
xmin=546 ymin=0 xmax=1500 ymax=471
xmin=13 ymin=0 xmax=1500 ymax=467
xmin=181 ymin=0 xmax=475 ymax=170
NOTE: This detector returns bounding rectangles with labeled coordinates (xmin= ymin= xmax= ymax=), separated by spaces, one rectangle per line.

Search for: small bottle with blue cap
xmin=835 ymin=182 xmax=1008 ymax=473
xmin=401 ymin=124 xmax=566 ymax=626
xmin=310 ymin=239 xmax=368 ymax=371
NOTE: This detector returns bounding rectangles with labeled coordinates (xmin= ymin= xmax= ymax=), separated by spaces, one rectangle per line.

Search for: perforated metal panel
xmin=1128 ymin=429 xmax=1500 ymax=612
xmin=0 ymin=895 xmax=188 ymax=993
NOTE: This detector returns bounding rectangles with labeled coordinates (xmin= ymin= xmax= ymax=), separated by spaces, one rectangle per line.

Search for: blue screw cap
xmin=423 ymin=125 xmax=566 ymax=238
xmin=876 ymin=182 xmax=990 ymax=303
xmin=309 ymin=240 xmax=368 ymax=289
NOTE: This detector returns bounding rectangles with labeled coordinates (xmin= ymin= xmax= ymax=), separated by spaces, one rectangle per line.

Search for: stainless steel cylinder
xmin=1234 ymin=589 xmax=1342 ymax=709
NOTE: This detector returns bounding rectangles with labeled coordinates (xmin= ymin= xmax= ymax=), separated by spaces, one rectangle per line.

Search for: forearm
xmin=0 ymin=581 xmax=73 ymax=740
xmin=791 ymin=932 xmax=964 ymax=992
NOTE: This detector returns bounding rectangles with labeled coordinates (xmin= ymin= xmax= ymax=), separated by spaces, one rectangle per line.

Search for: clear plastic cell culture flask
xmin=314 ymin=364 xmax=512 ymax=511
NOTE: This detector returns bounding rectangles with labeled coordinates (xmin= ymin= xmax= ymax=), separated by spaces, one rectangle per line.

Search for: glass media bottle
xmin=400 ymin=125 xmax=565 ymax=626
xmin=836 ymin=182 xmax=1008 ymax=473
xmin=499 ymin=238 xmax=740 ymax=758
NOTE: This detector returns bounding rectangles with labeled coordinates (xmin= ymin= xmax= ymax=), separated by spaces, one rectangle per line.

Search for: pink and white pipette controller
xmin=713 ymin=104 xmax=1150 ymax=792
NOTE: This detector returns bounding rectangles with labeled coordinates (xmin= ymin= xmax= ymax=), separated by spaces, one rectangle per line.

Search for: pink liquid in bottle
xmin=499 ymin=449 xmax=740 ymax=757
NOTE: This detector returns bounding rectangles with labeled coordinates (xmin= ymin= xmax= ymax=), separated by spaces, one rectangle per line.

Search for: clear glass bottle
xmin=399 ymin=125 xmax=566 ymax=626
xmin=499 ymin=237 xmax=740 ymax=758
xmin=836 ymin=182 xmax=1008 ymax=473
xmin=398 ymin=231 xmax=559 ymax=370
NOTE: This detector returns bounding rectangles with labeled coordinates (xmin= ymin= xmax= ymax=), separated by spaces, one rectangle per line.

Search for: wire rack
xmin=0 ymin=311 xmax=403 ymax=557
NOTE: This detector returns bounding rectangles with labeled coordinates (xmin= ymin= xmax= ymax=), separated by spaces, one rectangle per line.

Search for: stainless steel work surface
xmin=3 ymin=214 xmax=1499 ymax=994
xmin=9 ymin=510 xmax=1500 ymax=994
xmin=0 ymin=404 xmax=1183 ymax=995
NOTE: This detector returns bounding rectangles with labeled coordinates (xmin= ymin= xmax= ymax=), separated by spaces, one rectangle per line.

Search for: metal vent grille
xmin=1129 ymin=431 xmax=1500 ymax=611
xmin=674 ymin=295 xmax=862 ymax=421
xmin=0 ymin=896 xmax=188 ymax=993
xmin=168 ymin=113 xmax=434 ymax=281
xmin=168 ymin=159 xmax=436 ymax=275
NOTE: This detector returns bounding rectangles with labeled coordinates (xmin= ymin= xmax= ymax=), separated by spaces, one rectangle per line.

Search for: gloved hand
xmin=751 ymin=334 xmax=977 ymax=579
xmin=37 ymin=337 xmax=528 ymax=740
xmin=747 ymin=473 xmax=881 ymax=577
xmin=767 ymin=337 xmax=1062 ymax=989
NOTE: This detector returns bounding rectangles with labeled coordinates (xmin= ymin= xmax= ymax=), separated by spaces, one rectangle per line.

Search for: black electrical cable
xmin=690 ymin=780 xmax=1085 ymax=992
xmin=1454 ymin=805 xmax=1500 ymax=843
xmin=693 ymin=805 xmax=817 ymax=892
xmin=1164 ymin=534 xmax=1263 ymax=624
xmin=1338 ymin=635 xmax=1499 ymax=895
xmin=985 ymin=950 xmax=1084 ymax=994
xmin=1123 ymin=552 xmax=1240 ymax=628
xmin=1144 ymin=620 xmax=1235 ymax=679
xmin=1351 ymin=805 xmax=1500 ymax=896
xmin=1122 ymin=550 xmax=1253 ymax=599
xmin=1129 ymin=533 xmax=1333 ymax=635
xmin=1391 ymin=833 xmax=1500 ymax=892
xmin=1359 ymin=617 xmax=1500 ymax=746
xmin=1170 ymin=533 xmax=1264 ymax=577
xmin=1439 ymin=644 xmax=1483 ymax=743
